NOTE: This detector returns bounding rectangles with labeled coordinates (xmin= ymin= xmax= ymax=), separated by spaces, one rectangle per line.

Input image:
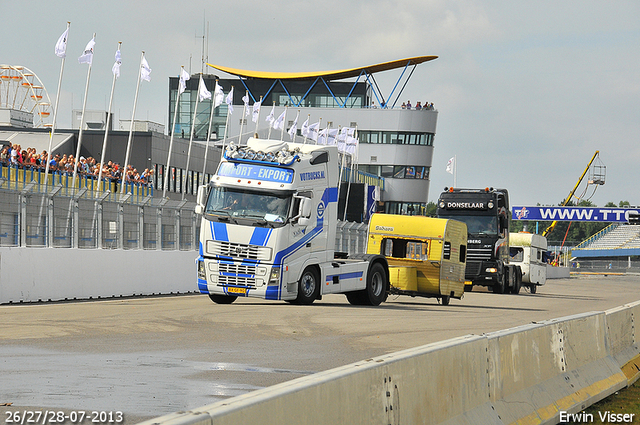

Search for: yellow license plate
xmin=227 ymin=286 xmax=247 ymax=295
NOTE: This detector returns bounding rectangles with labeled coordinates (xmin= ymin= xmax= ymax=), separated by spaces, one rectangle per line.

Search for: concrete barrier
xmin=0 ymin=247 xmax=197 ymax=304
xmin=139 ymin=303 xmax=640 ymax=425
xmin=487 ymin=312 xmax=627 ymax=424
xmin=546 ymin=265 xmax=570 ymax=279
xmin=139 ymin=335 xmax=501 ymax=425
xmin=605 ymin=301 xmax=640 ymax=385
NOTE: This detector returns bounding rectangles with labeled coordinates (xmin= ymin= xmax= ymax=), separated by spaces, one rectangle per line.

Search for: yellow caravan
xmin=367 ymin=214 xmax=467 ymax=305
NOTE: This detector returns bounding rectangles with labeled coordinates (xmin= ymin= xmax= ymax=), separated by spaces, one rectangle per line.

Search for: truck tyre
xmin=493 ymin=273 xmax=506 ymax=294
xmin=510 ymin=268 xmax=522 ymax=294
xmin=345 ymin=292 xmax=364 ymax=305
xmin=441 ymin=295 xmax=450 ymax=306
xmin=530 ymin=283 xmax=537 ymax=294
xmin=295 ymin=266 xmax=320 ymax=305
xmin=209 ymin=293 xmax=238 ymax=304
xmin=363 ymin=262 xmax=387 ymax=306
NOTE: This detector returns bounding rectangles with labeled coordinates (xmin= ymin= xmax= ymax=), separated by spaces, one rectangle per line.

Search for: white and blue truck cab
xmin=195 ymin=138 xmax=389 ymax=305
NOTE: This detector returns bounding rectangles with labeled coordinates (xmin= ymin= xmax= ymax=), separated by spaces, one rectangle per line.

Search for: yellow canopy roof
xmin=206 ymin=56 xmax=438 ymax=81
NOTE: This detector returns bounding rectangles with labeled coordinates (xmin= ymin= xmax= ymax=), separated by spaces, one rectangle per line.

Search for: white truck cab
xmin=196 ymin=138 xmax=388 ymax=305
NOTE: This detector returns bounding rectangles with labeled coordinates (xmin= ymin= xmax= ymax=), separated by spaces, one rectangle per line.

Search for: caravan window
xmin=381 ymin=238 xmax=428 ymax=260
xmin=510 ymin=247 xmax=524 ymax=262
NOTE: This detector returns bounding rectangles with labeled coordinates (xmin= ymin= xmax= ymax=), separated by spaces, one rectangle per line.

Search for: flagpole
xmin=121 ymin=51 xmax=144 ymax=195
xmin=219 ymin=86 xmax=233 ymax=167
xmin=44 ymin=21 xmax=69 ymax=192
xmin=267 ymin=102 xmax=275 ymax=139
xmin=238 ymin=90 xmax=247 ymax=145
xmin=72 ymin=32 xmax=96 ymax=191
xmin=289 ymin=110 xmax=299 ymax=141
xmin=315 ymin=118 xmax=322 ymax=145
xmin=343 ymin=126 xmax=358 ymax=221
xmin=163 ymin=66 xmax=186 ymax=198
xmin=97 ymin=41 xmax=121 ymax=197
xmin=303 ymin=114 xmax=310 ymax=144
xmin=454 ymin=154 xmax=457 ymax=188
xmin=253 ymin=95 xmax=262 ymax=135
xmin=183 ymin=75 xmax=203 ymax=200
xmin=201 ymin=79 xmax=217 ymax=186
xmin=280 ymin=106 xmax=288 ymax=141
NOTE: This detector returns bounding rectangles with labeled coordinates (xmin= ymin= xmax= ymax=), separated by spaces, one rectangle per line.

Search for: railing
xmin=341 ymin=167 xmax=385 ymax=190
xmin=0 ymin=163 xmax=153 ymax=203
xmin=574 ymin=223 xmax=619 ymax=249
xmin=1 ymin=178 xmax=366 ymax=254
xmin=0 ymin=183 xmax=197 ymax=251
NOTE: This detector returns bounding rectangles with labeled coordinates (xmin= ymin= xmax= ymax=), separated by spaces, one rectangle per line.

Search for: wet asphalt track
xmin=1 ymin=274 xmax=638 ymax=423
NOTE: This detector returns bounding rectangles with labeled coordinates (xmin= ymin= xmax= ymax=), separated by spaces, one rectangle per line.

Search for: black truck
xmin=436 ymin=187 xmax=522 ymax=294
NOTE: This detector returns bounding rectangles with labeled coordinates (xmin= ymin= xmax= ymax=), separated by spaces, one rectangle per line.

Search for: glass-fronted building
xmin=167 ymin=56 xmax=439 ymax=215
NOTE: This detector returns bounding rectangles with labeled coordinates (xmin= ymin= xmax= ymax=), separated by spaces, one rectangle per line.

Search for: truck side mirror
xmin=195 ymin=185 xmax=208 ymax=215
xmin=293 ymin=195 xmax=312 ymax=225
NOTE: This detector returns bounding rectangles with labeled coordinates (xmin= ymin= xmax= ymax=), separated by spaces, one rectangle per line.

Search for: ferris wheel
xmin=0 ymin=65 xmax=54 ymax=128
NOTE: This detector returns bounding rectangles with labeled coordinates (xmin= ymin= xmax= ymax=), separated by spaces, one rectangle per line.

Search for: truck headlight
xmin=268 ymin=267 xmax=281 ymax=286
xmin=198 ymin=260 xmax=206 ymax=279
xmin=485 ymin=267 xmax=497 ymax=273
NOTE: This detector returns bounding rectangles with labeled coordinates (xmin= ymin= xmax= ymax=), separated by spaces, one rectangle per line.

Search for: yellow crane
xmin=542 ymin=151 xmax=605 ymax=238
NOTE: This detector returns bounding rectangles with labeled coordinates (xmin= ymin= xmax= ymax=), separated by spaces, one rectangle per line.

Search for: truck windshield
xmin=204 ymin=186 xmax=292 ymax=226
xmin=439 ymin=215 xmax=497 ymax=235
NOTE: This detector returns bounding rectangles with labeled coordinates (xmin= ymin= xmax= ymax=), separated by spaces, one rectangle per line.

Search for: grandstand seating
xmin=581 ymin=224 xmax=640 ymax=250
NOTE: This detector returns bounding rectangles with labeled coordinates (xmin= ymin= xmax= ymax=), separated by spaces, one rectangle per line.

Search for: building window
xmin=358 ymin=131 xmax=434 ymax=146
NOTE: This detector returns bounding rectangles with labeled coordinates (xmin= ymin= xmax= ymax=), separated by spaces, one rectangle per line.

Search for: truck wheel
xmin=345 ymin=292 xmax=364 ymax=305
xmin=530 ymin=284 xmax=537 ymax=294
xmin=441 ymin=295 xmax=450 ymax=306
xmin=493 ymin=273 xmax=506 ymax=294
xmin=511 ymin=268 xmax=522 ymax=294
xmin=362 ymin=262 xmax=387 ymax=306
xmin=208 ymin=293 xmax=238 ymax=304
xmin=296 ymin=267 xmax=320 ymax=305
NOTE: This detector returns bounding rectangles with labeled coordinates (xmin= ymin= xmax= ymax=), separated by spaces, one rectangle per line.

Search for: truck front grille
xmin=218 ymin=275 xmax=257 ymax=287
xmin=467 ymin=247 xmax=492 ymax=261
xmin=207 ymin=240 xmax=272 ymax=261
xmin=219 ymin=263 xmax=257 ymax=276
xmin=465 ymin=260 xmax=482 ymax=277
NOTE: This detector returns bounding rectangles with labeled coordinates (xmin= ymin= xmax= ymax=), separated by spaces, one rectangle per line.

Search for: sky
xmin=2 ymin=0 xmax=639 ymax=207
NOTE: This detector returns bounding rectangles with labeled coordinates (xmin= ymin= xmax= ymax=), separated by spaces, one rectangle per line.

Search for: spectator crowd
xmin=0 ymin=143 xmax=154 ymax=186
xmin=401 ymin=101 xmax=435 ymax=110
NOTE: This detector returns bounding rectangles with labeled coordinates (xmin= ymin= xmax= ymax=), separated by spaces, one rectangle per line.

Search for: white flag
xmin=319 ymin=128 xmax=338 ymax=145
xmin=213 ymin=82 xmax=224 ymax=108
xmin=225 ymin=87 xmax=234 ymax=114
xmin=78 ymin=37 xmax=95 ymax=65
xmin=112 ymin=48 xmax=122 ymax=78
xmin=178 ymin=68 xmax=190 ymax=94
xmin=198 ymin=75 xmax=211 ymax=101
xmin=317 ymin=128 xmax=328 ymax=145
xmin=446 ymin=157 xmax=455 ymax=174
xmin=265 ymin=104 xmax=275 ymax=124
xmin=301 ymin=117 xmax=310 ymax=137
xmin=272 ymin=110 xmax=286 ymax=130
xmin=140 ymin=56 xmax=151 ymax=82
xmin=55 ymin=28 xmax=69 ymax=58
xmin=288 ymin=112 xmax=299 ymax=140
xmin=242 ymin=93 xmax=250 ymax=117
xmin=252 ymin=100 xmax=261 ymax=123
xmin=308 ymin=122 xmax=319 ymax=141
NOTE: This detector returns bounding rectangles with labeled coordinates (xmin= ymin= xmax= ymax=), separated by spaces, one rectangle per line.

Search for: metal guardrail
xmin=1 ymin=179 xmax=364 ymax=253
xmin=0 ymin=183 xmax=198 ymax=251
xmin=0 ymin=163 xmax=153 ymax=203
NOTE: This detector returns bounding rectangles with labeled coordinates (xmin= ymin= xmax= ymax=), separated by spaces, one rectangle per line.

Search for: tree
xmin=425 ymin=201 xmax=437 ymax=217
